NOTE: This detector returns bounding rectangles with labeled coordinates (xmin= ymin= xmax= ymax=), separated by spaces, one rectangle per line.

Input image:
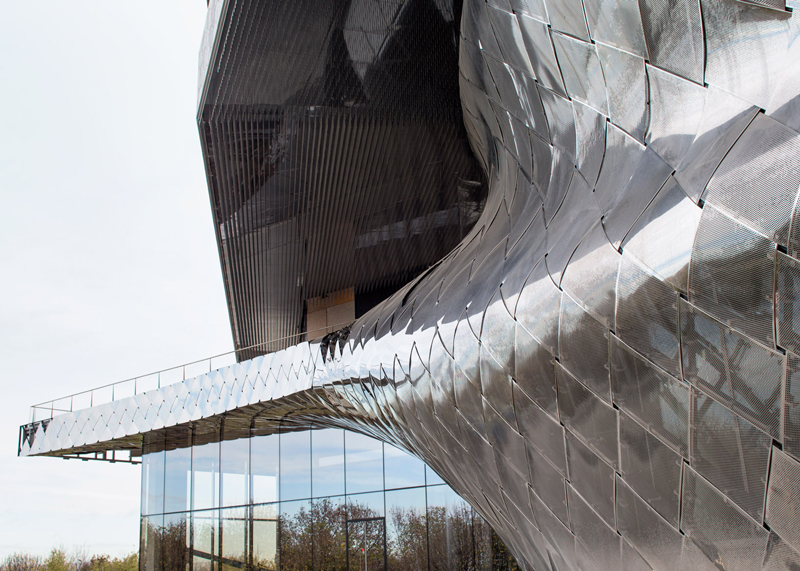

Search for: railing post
xmin=158 ymin=372 xmax=161 ymax=389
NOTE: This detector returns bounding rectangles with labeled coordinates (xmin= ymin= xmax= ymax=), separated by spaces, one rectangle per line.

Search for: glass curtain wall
xmin=140 ymin=423 xmax=519 ymax=571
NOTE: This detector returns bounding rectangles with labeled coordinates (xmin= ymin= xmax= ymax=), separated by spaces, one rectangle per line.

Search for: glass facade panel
xmin=347 ymin=491 xmax=385 ymax=519
xmin=164 ymin=447 xmax=191 ymax=514
xmin=426 ymin=464 xmax=446 ymax=486
xmin=142 ymin=515 xmax=163 ymax=571
xmin=192 ymin=510 xmax=218 ymax=571
xmin=311 ymin=496 xmax=347 ymax=570
xmin=251 ymin=434 xmax=279 ymax=505
xmin=427 ymin=485 xmax=476 ymax=571
xmin=346 ymin=517 xmax=385 ymax=571
xmin=474 ymin=513 xmax=494 ymax=571
xmin=162 ymin=512 xmax=189 ymax=571
xmin=280 ymin=431 xmax=311 ymax=501
xmin=252 ymin=503 xmax=278 ymax=571
xmin=383 ymin=443 xmax=425 ymax=490
xmin=220 ymin=507 xmax=247 ymax=571
xmin=345 ymin=432 xmax=383 ymax=494
xmin=279 ymin=500 xmax=313 ymax=570
xmin=143 ymin=449 xmax=166 ymax=516
xmin=221 ymin=437 xmax=249 ymax=507
xmin=311 ymin=428 xmax=345 ymax=498
xmin=385 ymin=487 xmax=428 ymax=571
xmin=193 ymin=437 xmax=220 ymax=511
xmin=141 ymin=426 xmax=518 ymax=571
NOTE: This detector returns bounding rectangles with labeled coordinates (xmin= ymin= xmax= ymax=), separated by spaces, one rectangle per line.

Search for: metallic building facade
xmin=19 ymin=0 xmax=800 ymax=568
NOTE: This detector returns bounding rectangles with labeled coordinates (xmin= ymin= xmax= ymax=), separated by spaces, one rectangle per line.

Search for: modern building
xmin=19 ymin=0 xmax=800 ymax=569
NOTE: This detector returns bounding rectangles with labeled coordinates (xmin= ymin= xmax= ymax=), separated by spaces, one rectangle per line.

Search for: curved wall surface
xmin=20 ymin=0 xmax=800 ymax=569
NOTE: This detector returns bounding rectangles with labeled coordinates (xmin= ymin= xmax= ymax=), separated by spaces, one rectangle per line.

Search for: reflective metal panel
xmin=616 ymin=475 xmax=683 ymax=571
xmin=638 ymin=0 xmax=704 ymax=84
xmin=556 ymin=363 xmax=618 ymax=468
xmin=565 ymin=428 xmax=615 ymax=526
xmin=688 ymin=205 xmax=776 ymax=348
xmin=544 ymin=0 xmax=591 ymax=40
xmin=766 ymin=447 xmax=800 ymax=555
xmin=596 ymin=42 xmax=648 ymax=142
xmin=691 ymin=388 xmax=772 ymax=521
xmin=681 ymin=466 xmax=769 ymax=571
xmin=551 ymin=32 xmax=609 ymax=116
xmin=583 ymin=0 xmax=648 ymax=57
xmin=615 ymin=254 xmax=681 ymax=377
xmin=619 ymin=411 xmax=682 ymax=527
xmin=681 ymin=300 xmax=784 ymax=438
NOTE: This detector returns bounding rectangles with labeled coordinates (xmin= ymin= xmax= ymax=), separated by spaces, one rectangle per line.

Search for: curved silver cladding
xmin=20 ymin=0 xmax=800 ymax=568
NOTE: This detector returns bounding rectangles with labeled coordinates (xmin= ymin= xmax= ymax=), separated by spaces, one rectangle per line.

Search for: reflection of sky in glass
xmin=280 ymin=431 xmax=311 ymax=501
xmin=142 ymin=451 xmax=165 ymax=515
xmin=251 ymin=434 xmax=279 ymax=504
xmin=164 ymin=447 xmax=191 ymax=513
xmin=385 ymin=486 xmax=426 ymax=517
xmin=346 ymin=431 xmax=383 ymax=494
xmin=426 ymin=465 xmax=445 ymax=486
xmin=281 ymin=499 xmax=311 ymax=518
xmin=312 ymin=428 xmax=345 ymax=498
xmin=221 ymin=438 xmax=249 ymax=507
xmin=193 ymin=441 xmax=219 ymax=510
xmin=347 ymin=491 xmax=385 ymax=518
xmin=383 ymin=444 xmax=425 ymax=489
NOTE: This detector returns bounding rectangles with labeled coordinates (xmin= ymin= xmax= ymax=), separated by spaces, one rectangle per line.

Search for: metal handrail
xmin=29 ymin=320 xmax=354 ymax=423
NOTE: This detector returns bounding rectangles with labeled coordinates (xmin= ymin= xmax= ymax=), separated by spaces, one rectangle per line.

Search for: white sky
xmin=0 ymin=1 xmax=234 ymax=557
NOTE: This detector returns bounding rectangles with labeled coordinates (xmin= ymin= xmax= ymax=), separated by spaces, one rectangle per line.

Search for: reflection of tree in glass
xmin=277 ymin=499 xmax=386 ymax=571
xmin=427 ymin=504 xmax=476 ymax=571
xmin=386 ymin=506 xmax=426 ymax=571
xmin=160 ymin=519 xmax=188 ymax=571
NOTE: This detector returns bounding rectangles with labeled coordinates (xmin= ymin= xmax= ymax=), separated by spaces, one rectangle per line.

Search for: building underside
xmin=19 ymin=0 xmax=800 ymax=568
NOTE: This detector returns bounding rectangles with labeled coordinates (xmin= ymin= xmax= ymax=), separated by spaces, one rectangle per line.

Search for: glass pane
xmin=385 ymin=487 xmax=428 ymax=571
xmin=346 ymin=518 xmax=385 ymax=571
xmin=280 ymin=430 xmax=311 ymax=501
xmin=279 ymin=500 xmax=313 ymax=570
xmin=164 ymin=447 xmax=191 ymax=514
xmin=345 ymin=432 xmax=384 ymax=494
xmin=220 ymin=507 xmax=247 ymax=571
xmin=143 ymin=450 xmax=165 ymax=516
xmin=251 ymin=434 xmax=279 ymax=505
xmin=427 ymin=485 xmax=475 ymax=571
xmin=312 ymin=428 xmax=345 ymax=498
xmin=426 ymin=464 xmax=445 ymax=486
xmin=347 ymin=492 xmax=385 ymax=519
xmin=383 ymin=444 xmax=425 ymax=490
xmin=192 ymin=510 xmax=218 ymax=571
xmin=162 ymin=512 xmax=189 ymax=571
xmin=473 ymin=512 xmax=493 ymax=571
xmin=142 ymin=515 xmax=163 ymax=571
xmin=312 ymin=496 xmax=347 ymax=570
xmin=193 ymin=439 xmax=220 ymax=511
xmin=221 ymin=438 xmax=249 ymax=507
xmin=253 ymin=504 xmax=278 ymax=571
